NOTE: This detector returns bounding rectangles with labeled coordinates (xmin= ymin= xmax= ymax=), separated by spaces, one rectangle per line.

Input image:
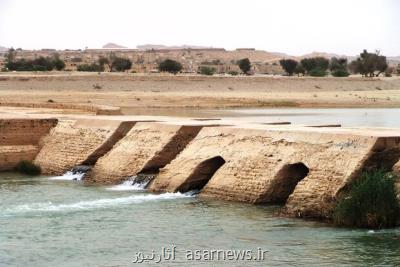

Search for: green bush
xmin=237 ymin=58 xmax=251 ymax=74
xmin=301 ymin=57 xmax=329 ymax=74
xmin=112 ymin=57 xmax=132 ymax=72
xmin=77 ymin=63 xmax=103 ymax=72
xmin=199 ymin=66 xmax=216 ymax=75
xmin=279 ymin=59 xmax=298 ymax=76
xmin=6 ymin=55 xmax=66 ymax=72
xmin=228 ymin=71 xmax=238 ymax=76
xmin=14 ymin=160 xmax=41 ymax=176
xmin=332 ymin=69 xmax=350 ymax=77
xmin=334 ymin=170 xmax=400 ymax=229
xmin=158 ymin=59 xmax=182 ymax=74
xmin=309 ymin=68 xmax=327 ymax=77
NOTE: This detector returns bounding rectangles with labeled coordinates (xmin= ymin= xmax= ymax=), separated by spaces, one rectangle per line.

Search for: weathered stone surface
xmin=86 ymin=122 xmax=202 ymax=185
xmin=0 ymin=118 xmax=57 ymax=146
xmin=34 ymin=119 xmax=135 ymax=175
xmin=149 ymin=127 xmax=400 ymax=219
xmin=0 ymin=119 xmax=57 ymax=171
xmin=393 ymin=160 xmax=400 ymax=176
xmin=0 ymin=145 xmax=38 ymax=171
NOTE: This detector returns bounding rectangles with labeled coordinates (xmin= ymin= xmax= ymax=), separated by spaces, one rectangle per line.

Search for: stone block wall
xmin=34 ymin=119 xmax=133 ymax=175
xmin=86 ymin=122 xmax=202 ymax=184
xmin=149 ymin=127 xmax=400 ymax=219
xmin=0 ymin=119 xmax=57 ymax=171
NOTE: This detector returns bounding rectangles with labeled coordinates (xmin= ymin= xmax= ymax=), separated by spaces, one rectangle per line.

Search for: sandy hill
xmin=102 ymin=43 xmax=127 ymax=49
xmin=299 ymin=51 xmax=354 ymax=60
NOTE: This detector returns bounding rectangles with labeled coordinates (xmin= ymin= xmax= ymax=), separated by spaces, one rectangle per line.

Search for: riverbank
xmin=1 ymin=73 xmax=400 ymax=110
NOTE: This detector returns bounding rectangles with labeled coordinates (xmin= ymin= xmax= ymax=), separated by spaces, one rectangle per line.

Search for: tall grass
xmin=333 ymin=170 xmax=399 ymax=229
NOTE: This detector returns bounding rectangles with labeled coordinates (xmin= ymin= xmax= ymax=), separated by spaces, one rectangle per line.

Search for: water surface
xmin=1 ymin=173 xmax=399 ymax=267
xmin=121 ymin=107 xmax=400 ymax=128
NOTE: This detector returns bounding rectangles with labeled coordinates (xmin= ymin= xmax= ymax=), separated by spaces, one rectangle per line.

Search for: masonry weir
xmin=1 ymin=117 xmax=400 ymax=221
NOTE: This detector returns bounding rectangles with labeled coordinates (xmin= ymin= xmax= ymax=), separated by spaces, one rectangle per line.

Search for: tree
xmin=300 ymin=57 xmax=329 ymax=76
xmin=99 ymin=53 xmax=116 ymax=71
xmin=397 ymin=64 xmax=400 ymax=76
xmin=5 ymin=48 xmax=16 ymax=63
xmin=330 ymin=57 xmax=349 ymax=77
xmin=158 ymin=59 xmax=182 ymax=74
xmin=279 ymin=59 xmax=298 ymax=76
xmin=294 ymin=64 xmax=306 ymax=76
xmin=238 ymin=58 xmax=251 ymax=74
xmin=52 ymin=53 xmax=65 ymax=71
xmin=112 ymin=57 xmax=132 ymax=72
xmin=98 ymin=57 xmax=109 ymax=71
xmin=349 ymin=50 xmax=388 ymax=77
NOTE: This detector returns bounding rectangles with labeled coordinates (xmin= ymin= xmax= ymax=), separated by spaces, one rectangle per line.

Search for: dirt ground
xmin=1 ymin=72 xmax=400 ymax=111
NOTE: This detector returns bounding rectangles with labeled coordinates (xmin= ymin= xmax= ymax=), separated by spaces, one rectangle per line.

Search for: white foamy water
xmin=3 ymin=192 xmax=194 ymax=215
xmin=49 ymin=171 xmax=85 ymax=181
xmin=107 ymin=180 xmax=150 ymax=191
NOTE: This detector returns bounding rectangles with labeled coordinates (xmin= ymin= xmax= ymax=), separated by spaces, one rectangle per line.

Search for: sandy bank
xmin=0 ymin=73 xmax=400 ymax=110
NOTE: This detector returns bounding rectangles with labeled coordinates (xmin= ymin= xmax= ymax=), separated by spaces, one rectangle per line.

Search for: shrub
xmin=279 ymin=59 xmax=298 ymax=76
xmin=158 ymin=59 xmax=182 ymax=74
xmin=334 ymin=170 xmax=400 ymax=229
xmin=5 ymin=55 xmax=66 ymax=72
xmin=112 ymin=57 xmax=132 ymax=72
xmin=52 ymin=58 xmax=66 ymax=71
xmin=228 ymin=71 xmax=239 ymax=76
xmin=199 ymin=66 xmax=216 ymax=75
xmin=77 ymin=63 xmax=103 ymax=72
xmin=238 ymin=58 xmax=251 ymax=74
xmin=308 ymin=68 xmax=327 ymax=77
xmin=330 ymin=57 xmax=349 ymax=77
xmin=332 ymin=69 xmax=350 ymax=77
xmin=14 ymin=160 xmax=41 ymax=175
xmin=301 ymin=57 xmax=329 ymax=74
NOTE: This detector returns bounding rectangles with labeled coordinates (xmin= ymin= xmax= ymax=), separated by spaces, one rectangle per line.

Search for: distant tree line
xmin=279 ymin=50 xmax=390 ymax=77
xmin=4 ymin=48 xmax=65 ymax=71
xmin=77 ymin=53 xmax=132 ymax=72
xmin=3 ymin=48 xmax=397 ymax=77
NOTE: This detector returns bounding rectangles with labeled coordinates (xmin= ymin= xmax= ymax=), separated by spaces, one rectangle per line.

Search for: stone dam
xmin=1 ymin=116 xmax=400 ymax=220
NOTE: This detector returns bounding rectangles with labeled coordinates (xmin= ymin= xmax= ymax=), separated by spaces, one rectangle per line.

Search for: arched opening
xmin=176 ymin=156 xmax=226 ymax=193
xmin=257 ymin=162 xmax=309 ymax=204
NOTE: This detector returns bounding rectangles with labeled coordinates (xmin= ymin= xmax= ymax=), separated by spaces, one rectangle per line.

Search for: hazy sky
xmin=0 ymin=0 xmax=399 ymax=56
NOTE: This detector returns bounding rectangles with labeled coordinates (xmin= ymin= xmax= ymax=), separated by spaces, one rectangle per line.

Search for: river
xmin=1 ymin=173 xmax=399 ymax=266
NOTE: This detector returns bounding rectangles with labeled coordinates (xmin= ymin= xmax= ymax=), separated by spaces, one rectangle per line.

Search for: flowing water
xmin=1 ymin=173 xmax=400 ymax=267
